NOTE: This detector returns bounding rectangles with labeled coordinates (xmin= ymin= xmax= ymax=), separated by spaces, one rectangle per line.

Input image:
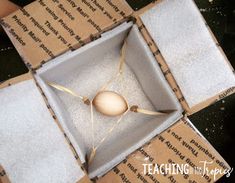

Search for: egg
xmin=93 ymin=91 xmax=128 ymax=116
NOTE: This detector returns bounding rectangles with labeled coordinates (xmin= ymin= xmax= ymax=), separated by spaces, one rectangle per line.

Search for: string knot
xmin=130 ymin=105 xmax=138 ymax=113
xmin=82 ymin=97 xmax=90 ymax=105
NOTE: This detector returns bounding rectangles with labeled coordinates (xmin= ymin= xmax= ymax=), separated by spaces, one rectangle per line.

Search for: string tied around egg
xmin=46 ymin=40 xmax=175 ymax=166
xmin=88 ymin=101 xmax=130 ymax=164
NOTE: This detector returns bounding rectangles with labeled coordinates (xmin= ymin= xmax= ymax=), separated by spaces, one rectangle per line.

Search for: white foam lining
xmin=0 ymin=80 xmax=85 ymax=183
xmin=36 ymin=22 xmax=183 ymax=178
xmin=140 ymin=0 xmax=235 ymax=108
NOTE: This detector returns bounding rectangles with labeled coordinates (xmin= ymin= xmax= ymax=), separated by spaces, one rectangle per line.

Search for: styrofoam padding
xmin=140 ymin=0 xmax=235 ymax=108
xmin=0 ymin=80 xmax=85 ymax=183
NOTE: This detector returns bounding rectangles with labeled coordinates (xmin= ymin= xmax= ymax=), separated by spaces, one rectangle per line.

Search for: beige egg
xmin=93 ymin=91 xmax=128 ymax=117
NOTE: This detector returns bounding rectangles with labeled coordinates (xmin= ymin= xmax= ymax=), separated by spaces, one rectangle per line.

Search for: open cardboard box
xmin=0 ymin=0 xmax=235 ymax=182
xmin=35 ymin=22 xmax=183 ymax=178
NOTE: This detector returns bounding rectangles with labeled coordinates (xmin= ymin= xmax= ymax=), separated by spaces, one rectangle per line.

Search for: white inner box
xmin=36 ymin=22 xmax=183 ymax=178
xmin=0 ymin=80 xmax=85 ymax=183
xmin=140 ymin=0 xmax=235 ymax=108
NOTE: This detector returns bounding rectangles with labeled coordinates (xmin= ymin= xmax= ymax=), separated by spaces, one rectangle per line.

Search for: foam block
xmin=140 ymin=0 xmax=235 ymax=107
xmin=0 ymin=80 xmax=84 ymax=183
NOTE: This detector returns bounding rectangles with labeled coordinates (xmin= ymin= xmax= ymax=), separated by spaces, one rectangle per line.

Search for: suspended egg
xmin=93 ymin=91 xmax=128 ymax=116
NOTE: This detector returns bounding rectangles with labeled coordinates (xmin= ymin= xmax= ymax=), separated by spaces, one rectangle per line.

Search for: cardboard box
xmin=0 ymin=0 xmax=234 ymax=182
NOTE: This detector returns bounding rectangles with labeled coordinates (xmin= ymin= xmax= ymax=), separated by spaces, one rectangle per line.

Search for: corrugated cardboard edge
xmin=0 ymin=72 xmax=31 ymax=89
xmin=133 ymin=0 xmax=235 ymax=115
xmin=97 ymin=118 xmax=231 ymax=183
xmin=0 ymin=165 xmax=10 ymax=183
xmin=77 ymin=175 xmax=92 ymax=183
xmin=0 ymin=74 xmax=90 ymax=182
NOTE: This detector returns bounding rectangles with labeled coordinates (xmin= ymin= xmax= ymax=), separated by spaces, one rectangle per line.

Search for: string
xmin=88 ymin=101 xmax=96 ymax=165
xmin=90 ymin=101 xmax=95 ymax=150
xmin=98 ymin=41 xmax=127 ymax=92
xmin=88 ymin=108 xmax=129 ymax=164
xmin=47 ymin=82 xmax=90 ymax=105
xmin=118 ymin=41 xmax=127 ymax=74
xmin=130 ymin=105 xmax=174 ymax=115
xmin=88 ymin=41 xmax=128 ymax=164
xmin=95 ymin=109 xmax=129 ymax=150
xmin=98 ymin=72 xmax=120 ymax=92
xmin=46 ymin=40 xmax=174 ymax=165
xmin=88 ymin=40 xmax=174 ymax=163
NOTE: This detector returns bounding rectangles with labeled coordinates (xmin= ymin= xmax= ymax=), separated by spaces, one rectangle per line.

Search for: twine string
xmin=98 ymin=72 xmax=121 ymax=92
xmin=90 ymin=101 xmax=95 ymax=150
xmin=95 ymin=109 xmax=129 ymax=150
xmin=88 ymin=108 xmax=129 ymax=164
xmin=130 ymin=105 xmax=173 ymax=116
xmin=47 ymin=82 xmax=90 ymax=105
xmin=98 ymin=41 xmax=127 ymax=92
xmin=88 ymin=41 xmax=128 ymax=164
xmin=46 ymin=40 xmax=174 ymax=165
xmin=118 ymin=41 xmax=127 ymax=74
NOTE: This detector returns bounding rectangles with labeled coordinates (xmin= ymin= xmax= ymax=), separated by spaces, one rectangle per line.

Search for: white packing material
xmin=140 ymin=0 xmax=235 ymax=108
xmin=0 ymin=79 xmax=85 ymax=183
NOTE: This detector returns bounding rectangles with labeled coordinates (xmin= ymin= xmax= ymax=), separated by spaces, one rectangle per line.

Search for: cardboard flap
xmin=0 ymin=0 xmax=133 ymax=69
xmin=0 ymin=73 xmax=31 ymax=89
xmin=98 ymin=118 xmax=231 ymax=183
xmin=136 ymin=0 xmax=235 ymax=114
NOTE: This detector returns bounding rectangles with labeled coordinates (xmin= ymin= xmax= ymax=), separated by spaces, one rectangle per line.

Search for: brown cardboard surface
xmin=77 ymin=175 xmax=92 ymax=183
xmin=0 ymin=1 xmax=233 ymax=182
xmin=0 ymin=0 xmax=133 ymax=69
xmin=98 ymin=118 xmax=231 ymax=183
xmin=0 ymin=0 xmax=19 ymax=19
xmin=0 ymin=165 xmax=10 ymax=183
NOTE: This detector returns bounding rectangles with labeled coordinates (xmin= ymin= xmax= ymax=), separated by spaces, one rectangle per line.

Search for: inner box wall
xmin=35 ymin=22 xmax=183 ymax=178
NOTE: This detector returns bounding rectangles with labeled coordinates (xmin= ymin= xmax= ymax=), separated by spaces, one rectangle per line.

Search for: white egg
xmin=93 ymin=91 xmax=128 ymax=116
